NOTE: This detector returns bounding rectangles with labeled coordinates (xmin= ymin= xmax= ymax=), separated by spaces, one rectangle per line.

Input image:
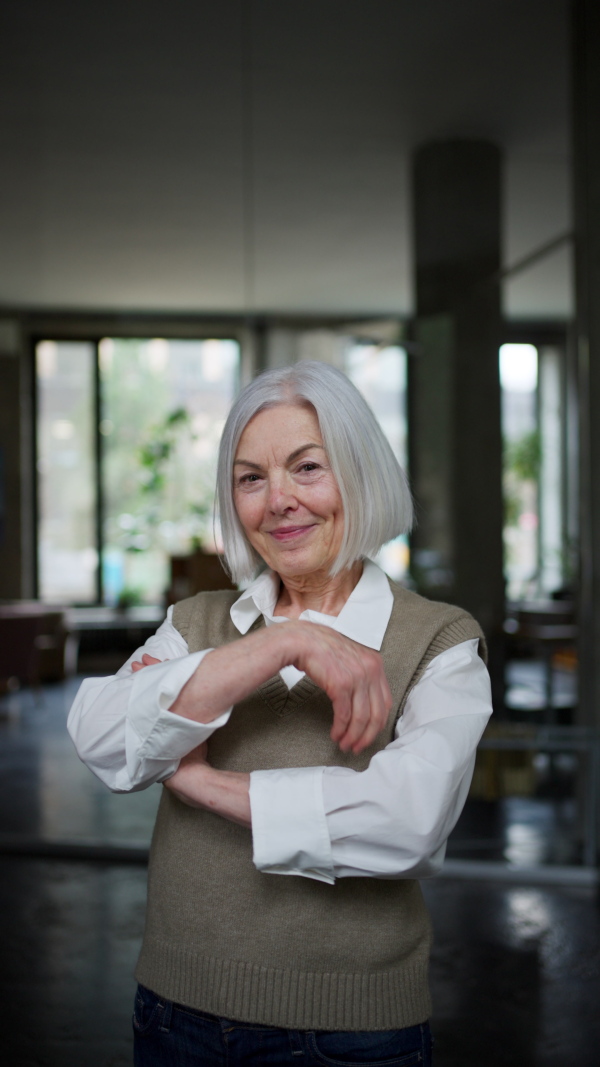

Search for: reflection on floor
xmin=449 ymin=657 xmax=585 ymax=867
xmin=449 ymin=795 xmax=581 ymax=867
xmin=422 ymin=878 xmax=600 ymax=1067
xmin=0 ymin=677 xmax=159 ymax=847
xmin=1 ymin=678 xmax=598 ymax=1066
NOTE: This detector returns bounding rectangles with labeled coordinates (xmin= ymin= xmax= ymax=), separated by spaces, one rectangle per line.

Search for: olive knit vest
xmin=135 ymin=579 xmax=485 ymax=1030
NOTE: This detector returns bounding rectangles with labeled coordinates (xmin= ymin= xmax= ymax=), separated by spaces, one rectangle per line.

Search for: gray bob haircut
xmin=216 ymin=360 xmax=413 ymax=583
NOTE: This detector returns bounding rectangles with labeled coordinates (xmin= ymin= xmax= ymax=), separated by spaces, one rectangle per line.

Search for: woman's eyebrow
xmin=286 ymin=443 xmax=324 ymax=463
xmin=233 ymin=443 xmax=324 ymax=468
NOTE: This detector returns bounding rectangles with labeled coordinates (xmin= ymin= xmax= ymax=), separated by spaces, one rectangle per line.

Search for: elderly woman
xmin=68 ymin=361 xmax=492 ymax=1067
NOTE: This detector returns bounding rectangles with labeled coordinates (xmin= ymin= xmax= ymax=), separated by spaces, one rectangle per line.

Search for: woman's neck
xmin=273 ymin=560 xmax=364 ymax=619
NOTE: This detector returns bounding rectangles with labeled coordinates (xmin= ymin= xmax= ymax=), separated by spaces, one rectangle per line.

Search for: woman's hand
xmin=286 ymin=622 xmax=393 ymax=755
xmin=132 ymin=624 xmax=391 ymax=756
xmin=131 ymin=653 xmax=163 ymax=672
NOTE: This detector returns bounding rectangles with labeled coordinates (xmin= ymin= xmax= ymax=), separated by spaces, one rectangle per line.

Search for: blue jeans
xmin=133 ymin=984 xmax=433 ymax=1065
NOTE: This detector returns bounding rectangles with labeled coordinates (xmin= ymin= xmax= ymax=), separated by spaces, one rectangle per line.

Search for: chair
xmin=0 ymin=615 xmax=44 ymax=692
xmin=504 ymin=600 xmax=577 ymax=723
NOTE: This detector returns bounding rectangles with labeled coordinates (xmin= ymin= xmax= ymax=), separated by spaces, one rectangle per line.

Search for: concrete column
xmin=261 ymin=325 xmax=345 ymax=371
xmin=411 ymin=141 xmax=504 ymax=700
xmin=0 ymin=319 xmax=34 ymax=600
xmin=572 ymin=1 xmax=600 ymax=731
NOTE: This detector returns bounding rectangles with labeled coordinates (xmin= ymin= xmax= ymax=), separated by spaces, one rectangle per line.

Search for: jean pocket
xmin=308 ymin=1023 xmax=428 ymax=1066
xmin=132 ymin=984 xmax=169 ymax=1037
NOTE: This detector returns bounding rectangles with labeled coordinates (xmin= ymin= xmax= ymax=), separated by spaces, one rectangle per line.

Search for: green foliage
xmin=503 ymin=480 xmax=522 ymax=529
xmin=97 ymin=337 xmax=238 ymax=602
xmin=101 ymin=340 xmax=217 ymax=561
xmin=502 ymin=429 xmax=540 ymax=577
xmin=116 ymin=586 xmax=143 ymax=609
xmin=138 ymin=408 xmax=192 ymax=496
xmin=504 ymin=429 xmax=541 ymax=483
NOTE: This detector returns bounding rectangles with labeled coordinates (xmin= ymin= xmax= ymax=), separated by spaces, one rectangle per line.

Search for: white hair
xmin=216 ymin=360 xmax=413 ymax=583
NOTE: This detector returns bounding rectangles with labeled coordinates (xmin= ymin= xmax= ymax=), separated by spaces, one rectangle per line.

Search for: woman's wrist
xmin=274 ymin=619 xmax=306 ymax=670
xmin=170 ymin=623 xmax=302 ymax=725
xmin=199 ymin=766 xmax=251 ymax=827
xmin=165 ymin=757 xmax=212 ymax=805
xmin=166 ymin=758 xmax=251 ymax=828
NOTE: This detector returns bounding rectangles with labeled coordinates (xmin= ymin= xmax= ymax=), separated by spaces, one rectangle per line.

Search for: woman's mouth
xmin=268 ymin=524 xmax=316 ymax=543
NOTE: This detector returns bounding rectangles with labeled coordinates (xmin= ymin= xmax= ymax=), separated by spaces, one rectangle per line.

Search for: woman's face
xmin=233 ymin=403 xmax=345 ymax=580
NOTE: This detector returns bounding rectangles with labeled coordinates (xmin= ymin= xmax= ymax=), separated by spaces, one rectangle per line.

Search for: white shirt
xmin=68 ymin=561 xmax=492 ymax=884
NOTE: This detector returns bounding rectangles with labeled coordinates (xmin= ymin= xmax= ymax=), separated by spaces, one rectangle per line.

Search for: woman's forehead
xmin=236 ymin=403 xmax=322 ymax=457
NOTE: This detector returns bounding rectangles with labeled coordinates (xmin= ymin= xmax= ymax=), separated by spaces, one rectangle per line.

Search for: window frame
xmin=31 ymin=318 xmax=252 ymax=605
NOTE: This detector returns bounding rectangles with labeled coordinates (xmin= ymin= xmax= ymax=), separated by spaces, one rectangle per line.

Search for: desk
xmin=65 ymin=606 xmax=164 ymax=631
xmin=65 ymin=606 xmax=165 ymax=673
xmin=0 ymin=604 xmax=74 ymax=685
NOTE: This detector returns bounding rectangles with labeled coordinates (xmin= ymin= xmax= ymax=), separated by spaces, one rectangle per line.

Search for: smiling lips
xmin=268 ymin=524 xmax=317 ymax=542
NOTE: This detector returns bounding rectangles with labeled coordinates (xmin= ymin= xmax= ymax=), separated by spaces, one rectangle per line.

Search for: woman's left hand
xmin=131 ymin=653 xmax=164 ymax=672
xmin=130 ymin=656 xmax=219 ymax=812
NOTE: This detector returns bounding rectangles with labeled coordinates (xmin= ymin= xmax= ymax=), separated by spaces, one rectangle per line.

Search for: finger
xmin=141 ymin=653 xmax=161 ymax=665
xmin=341 ymin=665 xmax=392 ymax=754
xmin=329 ymin=682 xmax=353 ymax=744
xmin=353 ymin=672 xmax=393 ymax=752
xmin=339 ymin=682 xmax=372 ymax=753
xmin=351 ymin=690 xmax=390 ymax=753
xmin=328 ymin=652 xmax=373 ymax=749
xmin=131 ymin=660 xmax=143 ymax=672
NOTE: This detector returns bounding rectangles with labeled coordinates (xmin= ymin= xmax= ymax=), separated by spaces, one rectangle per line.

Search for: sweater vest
xmin=135 ymin=578 xmax=485 ymax=1031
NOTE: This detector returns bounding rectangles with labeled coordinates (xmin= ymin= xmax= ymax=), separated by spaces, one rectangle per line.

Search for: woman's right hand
xmin=285 ymin=621 xmax=393 ymax=754
xmin=169 ymin=620 xmax=392 ymax=756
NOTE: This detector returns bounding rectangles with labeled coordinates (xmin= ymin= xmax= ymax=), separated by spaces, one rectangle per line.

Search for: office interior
xmin=0 ymin=2 xmax=599 ymax=1064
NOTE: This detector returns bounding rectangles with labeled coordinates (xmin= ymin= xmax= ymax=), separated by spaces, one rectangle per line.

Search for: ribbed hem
xmin=427 ymin=616 xmax=486 ymax=663
xmin=135 ymin=939 xmax=431 ymax=1031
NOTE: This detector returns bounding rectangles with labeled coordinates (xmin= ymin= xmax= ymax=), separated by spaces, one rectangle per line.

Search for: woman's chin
xmin=265 ymin=547 xmax=333 ymax=580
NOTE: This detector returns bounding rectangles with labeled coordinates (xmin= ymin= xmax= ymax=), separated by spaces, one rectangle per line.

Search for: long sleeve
xmin=67 ymin=608 xmax=232 ymax=792
xmin=249 ymin=639 xmax=492 ymax=883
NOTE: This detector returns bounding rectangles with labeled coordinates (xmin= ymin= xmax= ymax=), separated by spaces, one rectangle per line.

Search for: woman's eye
xmin=298 ymin=462 xmax=319 ymax=473
xmin=238 ymin=473 xmax=261 ymax=485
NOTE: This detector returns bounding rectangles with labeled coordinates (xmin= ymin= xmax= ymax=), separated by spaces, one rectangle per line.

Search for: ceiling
xmin=0 ymin=0 xmax=572 ymax=319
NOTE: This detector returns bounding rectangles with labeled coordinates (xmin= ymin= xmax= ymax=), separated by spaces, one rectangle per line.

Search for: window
xmin=36 ymin=337 xmax=240 ymax=604
xmin=36 ymin=341 xmax=97 ymax=602
xmin=500 ymin=342 xmax=568 ymax=600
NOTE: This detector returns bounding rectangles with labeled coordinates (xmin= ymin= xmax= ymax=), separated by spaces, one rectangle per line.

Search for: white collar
xmin=230 ymin=559 xmax=393 ymax=652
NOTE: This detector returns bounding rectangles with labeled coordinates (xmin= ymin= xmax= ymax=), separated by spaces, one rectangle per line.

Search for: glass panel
xmin=36 ymin=341 xmax=97 ymax=603
xmin=344 ymin=344 xmax=409 ymax=581
xmin=538 ymin=347 xmax=564 ymax=595
xmin=500 ymin=343 xmax=539 ymax=600
xmin=100 ymin=338 xmax=239 ymax=605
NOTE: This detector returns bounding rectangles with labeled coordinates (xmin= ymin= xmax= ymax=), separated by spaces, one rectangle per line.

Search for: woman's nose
xmin=267 ymin=474 xmax=297 ymax=512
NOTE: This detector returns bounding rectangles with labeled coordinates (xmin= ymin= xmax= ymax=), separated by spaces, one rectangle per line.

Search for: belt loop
xmin=158 ymin=997 xmax=173 ymax=1033
xmin=288 ymin=1029 xmax=304 ymax=1057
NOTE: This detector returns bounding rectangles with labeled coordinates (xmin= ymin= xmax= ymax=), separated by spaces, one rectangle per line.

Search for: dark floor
xmin=1 ymin=679 xmax=598 ymax=1066
xmin=423 ymin=879 xmax=600 ymax=1067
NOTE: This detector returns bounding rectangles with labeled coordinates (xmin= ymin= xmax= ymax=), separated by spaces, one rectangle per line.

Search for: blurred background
xmin=0 ymin=2 xmax=599 ymax=1064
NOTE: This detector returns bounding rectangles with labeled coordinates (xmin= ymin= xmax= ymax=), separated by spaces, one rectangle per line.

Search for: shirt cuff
xmin=126 ymin=651 xmax=232 ymax=776
xmin=249 ymin=766 xmax=335 ymax=884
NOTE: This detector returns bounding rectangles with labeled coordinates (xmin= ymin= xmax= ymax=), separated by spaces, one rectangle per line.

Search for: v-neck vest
xmin=135 ymin=579 xmax=485 ymax=1031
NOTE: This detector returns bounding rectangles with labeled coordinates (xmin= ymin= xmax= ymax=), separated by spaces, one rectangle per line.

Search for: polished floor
xmin=1 ymin=679 xmax=598 ymax=1066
